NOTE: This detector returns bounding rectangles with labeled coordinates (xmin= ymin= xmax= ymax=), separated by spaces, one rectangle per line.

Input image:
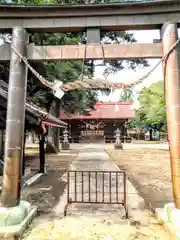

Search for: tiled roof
xmin=60 ymin=102 xmax=135 ymax=120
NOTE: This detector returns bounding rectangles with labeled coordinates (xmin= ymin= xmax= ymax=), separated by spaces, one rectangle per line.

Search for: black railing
xmin=64 ymin=170 xmax=128 ymax=218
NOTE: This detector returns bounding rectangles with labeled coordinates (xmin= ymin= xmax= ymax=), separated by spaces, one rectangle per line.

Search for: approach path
xmin=53 ymin=145 xmax=145 ymax=221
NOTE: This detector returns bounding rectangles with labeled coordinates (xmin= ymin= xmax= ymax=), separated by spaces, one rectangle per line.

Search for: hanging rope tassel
xmin=115 ymin=102 xmax=119 ymax=112
xmin=81 ymin=120 xmax=103 ymax=129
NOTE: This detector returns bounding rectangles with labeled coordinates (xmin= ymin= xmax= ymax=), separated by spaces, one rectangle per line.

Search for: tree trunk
xmin=32 ymin=131 xmax=36 ymax=143
xmin=149 ymin=129 xmax=153 ymax=141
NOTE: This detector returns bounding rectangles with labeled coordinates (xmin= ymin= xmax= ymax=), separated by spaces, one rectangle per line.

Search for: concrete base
xmin=114 ymin=143 xmax=123 ymax=150
xmin=0 ymin=201 xmax=37 ymax=239
xmin=156 ymin=203 xmax=180 ymax=239
xmin=61 ymin=142 xmax=70 ymax=150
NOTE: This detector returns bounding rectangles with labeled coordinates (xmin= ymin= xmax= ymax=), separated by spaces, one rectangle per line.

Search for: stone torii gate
xmin=0 ymin=0 xmax=180 ymax=237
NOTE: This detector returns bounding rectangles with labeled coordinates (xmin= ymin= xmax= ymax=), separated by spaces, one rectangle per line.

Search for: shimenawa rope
xmin=81 ymin=120 xmax=103 ymax=129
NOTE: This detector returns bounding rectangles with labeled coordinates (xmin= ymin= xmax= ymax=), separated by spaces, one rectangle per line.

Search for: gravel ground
xmin=107 ymin=148 xmax=172 ymax=209
xmin=23 ymin=214 xmax=170 ymax=240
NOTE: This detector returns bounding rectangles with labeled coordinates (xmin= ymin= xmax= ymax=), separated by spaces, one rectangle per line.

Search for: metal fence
xmin=64 ymin=170 xmax=128 ymax=218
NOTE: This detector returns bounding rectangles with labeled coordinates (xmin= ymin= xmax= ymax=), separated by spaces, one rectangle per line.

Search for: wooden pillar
xmin=161 ymin=22 xmax=180 ymax=208
xmin=1 ymin=27 xmax=28 ymax=207
xmin=39 ymin=130 xmax=45 ymax=173
xmin=54 ymin=99 xmax=60 ymax=151
xmin=50 ymin=99 xmax=60 ymax=152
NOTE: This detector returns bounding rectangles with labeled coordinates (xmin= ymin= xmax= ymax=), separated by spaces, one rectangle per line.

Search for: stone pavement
xmin=52 ymin=145 xmax=149 ymax=223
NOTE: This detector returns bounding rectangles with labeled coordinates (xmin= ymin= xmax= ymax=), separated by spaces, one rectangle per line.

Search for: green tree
xmin=119 ymin=88 xmax=134 ymax=101
xmin=125 ymin=109 xmax=146 ymax=137
xmin=125 ymin=81 xmax=166 ymax=140
xmin=137 ymin=81 xmax=166 ymax=139
xmin=139 ymin=81 xmax=165 ymax=125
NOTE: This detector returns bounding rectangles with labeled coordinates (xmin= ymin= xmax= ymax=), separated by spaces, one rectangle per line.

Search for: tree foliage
xmin=138 ymin=81 xmax=166 ymax=129
xmin=119 ymin=88 xmax=134 ymax=101
xmin=125 ymin=81 xmax=166 ymax=138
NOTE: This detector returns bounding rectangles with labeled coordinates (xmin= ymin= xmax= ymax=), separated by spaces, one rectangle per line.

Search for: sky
xmin=96 ymin=29 xmax=180 ymax=102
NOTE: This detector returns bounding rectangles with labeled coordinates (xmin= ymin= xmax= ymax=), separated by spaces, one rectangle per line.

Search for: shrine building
xmin=60 ymin=102 xmax=135 ymax=143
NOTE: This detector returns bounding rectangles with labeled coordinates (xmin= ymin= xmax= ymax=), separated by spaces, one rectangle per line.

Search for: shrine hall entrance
xmin=60 ymin=102 xmax=134 ymax=143
xmin=80 ymin=120 xmax=105 ymax=142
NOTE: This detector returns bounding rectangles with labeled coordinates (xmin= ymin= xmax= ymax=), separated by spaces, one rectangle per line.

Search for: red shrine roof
xmin=60 ymin=102 xmax=135 ymax=120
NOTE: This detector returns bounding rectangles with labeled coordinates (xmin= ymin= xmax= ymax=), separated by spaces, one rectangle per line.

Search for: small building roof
xmin=0 ymin=84 xmax=67 ymax=129
xmin=60 ymin=102 xmax=135 ymax=120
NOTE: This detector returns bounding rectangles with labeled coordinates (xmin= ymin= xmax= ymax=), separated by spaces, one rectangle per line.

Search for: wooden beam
xmin=28 ymin=43 xmax=163 ymax=60
xmin=0 ymin=43 xmax=163 ymax=61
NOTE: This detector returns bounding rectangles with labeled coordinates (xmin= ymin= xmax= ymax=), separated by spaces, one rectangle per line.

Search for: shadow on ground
xmin=22 ymin=150 xmax=78 ymax=217
xmin=22 ymin=169 xmax=66 ymax=216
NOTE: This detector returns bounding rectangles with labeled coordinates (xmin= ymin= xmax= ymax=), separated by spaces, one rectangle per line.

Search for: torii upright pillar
xmin=0 ymin=27 xmax=37 ymax=236
xmin=1 ymin=27 xmax=28 ymax=207
xmin=159 ymin=22 xmax=180 ymax=232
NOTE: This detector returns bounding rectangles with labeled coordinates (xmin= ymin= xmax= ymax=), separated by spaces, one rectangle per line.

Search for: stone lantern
xmin=114 ymin=128 xmax=123 ymax=150
xmin=61 ymin=128 xmax=70 ymax=150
